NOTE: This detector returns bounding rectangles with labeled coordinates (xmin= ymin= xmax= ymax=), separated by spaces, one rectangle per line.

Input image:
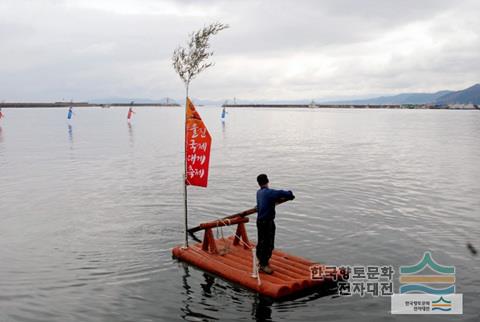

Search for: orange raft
xmin=172 ymin=216 xmax=339 ymax=299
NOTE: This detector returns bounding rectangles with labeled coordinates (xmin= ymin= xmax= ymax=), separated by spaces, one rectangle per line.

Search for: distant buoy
xmin=221 ymin=107 xmax=227 ymax=121
xmin=0 ymin=108 xmax=4 ymax=120
xmin=67 ymin=107 xmax=74 ymax=120
xmin=127 ymin=107 xmax=135 ymax=121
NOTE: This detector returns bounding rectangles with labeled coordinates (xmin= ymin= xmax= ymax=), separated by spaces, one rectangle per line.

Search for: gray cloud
xmin=0 ymin=0 xmax=479 ymax=101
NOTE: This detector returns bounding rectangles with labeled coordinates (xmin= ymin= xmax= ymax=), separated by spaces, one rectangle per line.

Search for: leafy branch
xmin=172 ymin=22 xmax=229 ymax=95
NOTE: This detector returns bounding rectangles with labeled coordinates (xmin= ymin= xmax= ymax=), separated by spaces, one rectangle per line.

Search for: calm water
xmin=0 ymin=107 xmax=479 ymax=321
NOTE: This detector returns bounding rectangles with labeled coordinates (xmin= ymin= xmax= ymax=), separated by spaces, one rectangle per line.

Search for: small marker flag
xmin=127 ymin=107 xmax=135 ymax=120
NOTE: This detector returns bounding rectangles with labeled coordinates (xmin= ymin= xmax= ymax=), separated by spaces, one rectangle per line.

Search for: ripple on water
xmin=0 ymin=108 xmax=479 ymax=321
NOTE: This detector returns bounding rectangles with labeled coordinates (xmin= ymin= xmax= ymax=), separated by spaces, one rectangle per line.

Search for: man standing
xmin=256 ymin=174 xmax=295 ymax=274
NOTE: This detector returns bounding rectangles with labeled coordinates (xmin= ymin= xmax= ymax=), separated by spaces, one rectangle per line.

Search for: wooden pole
xmin=187 ymin=198 xmax=290 ymax=234
xmin=183 ymin=84 xmax=189 ymax=248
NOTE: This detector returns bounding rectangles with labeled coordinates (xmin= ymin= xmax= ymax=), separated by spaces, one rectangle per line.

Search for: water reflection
xmin=178 ymin=260 xmax=337 ymax=321
xmin=128 ymin=122 xmax=134 ymax=146
xmin=251 ymin=295 xmax=273 ymax=321
xmin=67 ymin=124 xmax=73 ymax=148
xmin=180 ymin=265 xmax=218 ymax=321
xmin=200 ymin=272 xmax=215 ymax=295
xmin=221 ymin=119 xmax=227 ymax=143
xmin=0 ymin=126 xmax=4 ymax=159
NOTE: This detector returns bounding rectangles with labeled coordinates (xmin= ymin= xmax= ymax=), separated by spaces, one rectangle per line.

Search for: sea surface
xmin=0 ymin=107 xmax=479 ymax=321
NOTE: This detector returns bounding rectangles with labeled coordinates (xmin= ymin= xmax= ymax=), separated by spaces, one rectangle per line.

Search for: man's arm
xmin=272 ymin=189 xmax=295 ymax=201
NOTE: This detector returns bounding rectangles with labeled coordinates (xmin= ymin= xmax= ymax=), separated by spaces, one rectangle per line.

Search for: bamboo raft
xmin=172 ymin=209 xmax=339 ymax=299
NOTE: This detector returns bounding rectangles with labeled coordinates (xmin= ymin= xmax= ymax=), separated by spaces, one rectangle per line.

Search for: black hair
xmin=257 ymin=174 xmax=269 ymax=186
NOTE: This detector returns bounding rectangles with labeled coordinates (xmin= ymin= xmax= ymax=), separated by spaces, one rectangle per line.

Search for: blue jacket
xmin=256 ymin=187 xmax=295 ymax=221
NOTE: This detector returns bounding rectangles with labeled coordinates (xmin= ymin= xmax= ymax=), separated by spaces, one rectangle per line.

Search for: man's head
xmin=257 ymin=174 xmax=269 ymax=187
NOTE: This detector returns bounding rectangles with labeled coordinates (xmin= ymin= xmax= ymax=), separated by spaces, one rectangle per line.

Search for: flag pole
xmin=173 ymin=23 xmax=228 ymax=249
xmin=183 ymin=84 xmax=189 ymax=248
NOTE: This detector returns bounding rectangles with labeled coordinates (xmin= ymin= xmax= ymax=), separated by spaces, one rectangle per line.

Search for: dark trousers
xmin=256 ymin=219 xmax=276 ymax=267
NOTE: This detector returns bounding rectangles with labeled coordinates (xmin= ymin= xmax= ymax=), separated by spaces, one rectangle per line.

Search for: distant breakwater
xmin=222 ymin=104 xmax=479 ymax=110
xmin=0 ymin=102 xmax=180 ymax=108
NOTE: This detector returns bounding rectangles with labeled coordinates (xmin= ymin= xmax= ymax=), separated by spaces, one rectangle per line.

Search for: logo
xmin=399 ymin=251 xmax=455 ymax=294
xmin=391 ymin=251 xmax=463 ymax=314
xmin=432 ymin=296 xmax=452 ymax=312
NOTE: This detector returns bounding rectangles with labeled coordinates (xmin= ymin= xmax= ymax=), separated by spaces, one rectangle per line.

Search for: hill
xmin=435 ymin=84 xmax=480 ymax=104
xmin=327 ymin=83 xmax=480 ymax=105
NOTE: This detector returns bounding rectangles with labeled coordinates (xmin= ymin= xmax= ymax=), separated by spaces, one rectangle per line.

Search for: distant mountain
xmin=328 ymin=90 xmax=453 ymax=105
xmin=327 ymin=83 xmax=480 ymax=105
xmin=435 ymin=83 xmax=480 ymax=104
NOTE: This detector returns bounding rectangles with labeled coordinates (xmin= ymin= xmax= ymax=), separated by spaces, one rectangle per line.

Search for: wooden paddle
xmin=187 ymin=198 xmax=290 ymax=235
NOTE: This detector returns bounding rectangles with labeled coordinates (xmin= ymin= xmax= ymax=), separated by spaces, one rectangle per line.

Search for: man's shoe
xmin=260 ymin=265 xmax=273 ymax=274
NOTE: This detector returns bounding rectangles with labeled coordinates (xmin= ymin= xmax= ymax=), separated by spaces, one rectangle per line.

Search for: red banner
xmin=185 ymin=98 xmax=211 ymax=187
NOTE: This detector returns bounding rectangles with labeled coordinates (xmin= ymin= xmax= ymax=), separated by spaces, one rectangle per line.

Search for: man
xmin=256 ymin=174 xmax=295 ymax=274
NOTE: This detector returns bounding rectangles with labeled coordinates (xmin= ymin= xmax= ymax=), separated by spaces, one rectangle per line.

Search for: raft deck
xmin=172 ymin=217 xmax=337 ymax=299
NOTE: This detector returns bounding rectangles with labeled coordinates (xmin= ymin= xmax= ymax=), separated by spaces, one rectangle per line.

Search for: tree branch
xmin=172 ymin=22 xmax=229 ymax=91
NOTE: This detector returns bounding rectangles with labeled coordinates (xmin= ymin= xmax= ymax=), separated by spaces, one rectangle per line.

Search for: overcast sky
xmin=1 ymin=0 xmax=479 ymax=101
